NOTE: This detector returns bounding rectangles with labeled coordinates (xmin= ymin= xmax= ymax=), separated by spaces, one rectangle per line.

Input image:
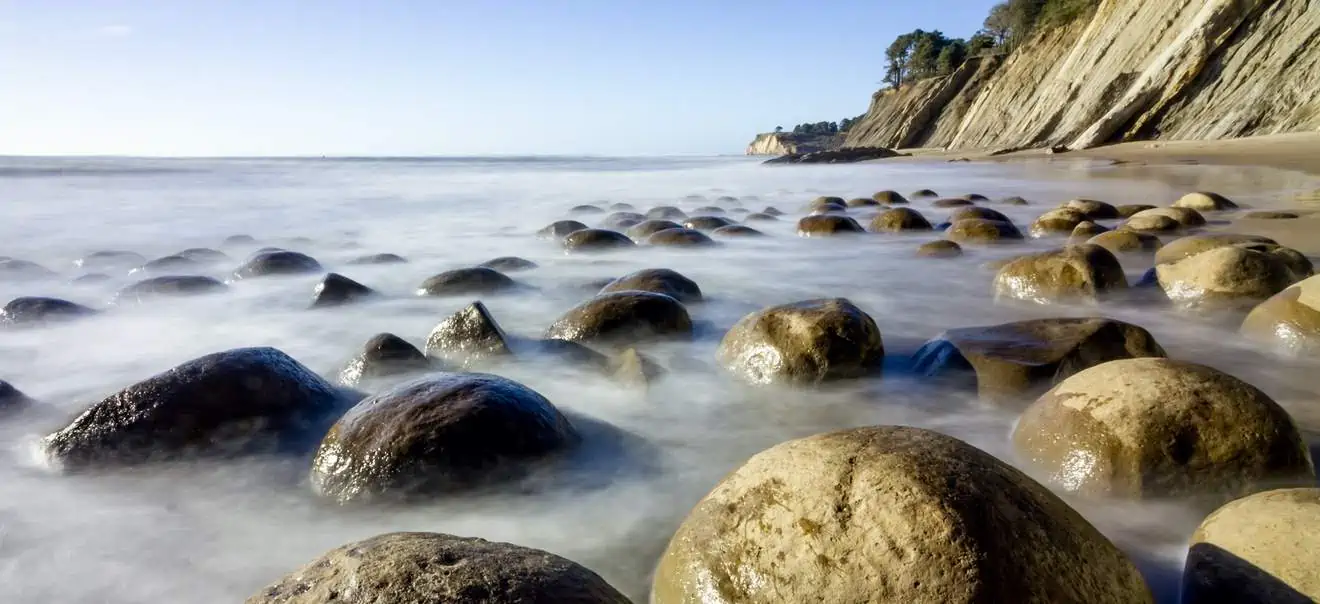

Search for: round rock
xmin=544 ymin=291 xmax=692 ymax=346
xmin=626 ymin=219 xmax=683 ymax=240
xmin=537 ymin=220 xmax=589 ymax=240
xmin=1029 ymin=208 xmax=1087 ymax=237
xmin=910 ymin=188 xmax=939 ymax=198
xmin=646 ymin=206 xmax=688 ymax=221
xmin=310 ymin=373 xmax=579 ymax=502
xmin=1013 ymin=358 xmax=1314 ymax=500
xmin=1088 ymin=230 xmax=1163 ymax=255
xmin=425 ymin=301 xmax=513 ymax=368
xmin=74 ymin=250 xmax=146 ymax=271
xmin=1062 ymin=199 xmax=1120 ymax=220
xmin=872 ymin=190 xmax=908 ymax=204
xmin=1175 ymin=191 xmax=1238 ymax=211
xmin=1155 ymin=234 xmax=1276 ymax=265
xmin=0 ymin=259 xmax=56 ymax=281
xmin=0 ymin=297 xmax=97 ymax=327
xmin=682 ymin=216 xmax=735 ymax=231
xmin=993 ymin=244 xmax=1128 ymax=304
xmin=870 ymin=207 xmax=933 ymax=232
xmin=797 ymin=215 xmax=865 ymax=236
xmin=117 ymin=276 xmax=228 ymax=303
xmin=647 ymin=228 xmax=717 ymax=247
xmin=653 ymin=426 xmax=1154 ymax=604
xmin=233 ymin=250 xmax=322 ymax=279
xmin=932 ymin=197 xmax=974 ymax=208
xmin=599 ymin=268 xmax=701 ymax=303
xmin=1181 ymin=488 xmax=1320 ymax=603
xmin=1241 ymin=274 xmax=1320 ymax=354
xmin=416 ymin=267 xmax=518 ymax=297
xmin=311 ymin=273 xmax=376 ymax=308
xmin=338 ymin=333 xmax=435 ymax=388
xmin=562 ymin=229 xmax=635 ymax=253
xmin=711 ymin=225 xmax=764 ymax=237
xmin=1155 ymin=245 xmax=1302 ymax=311
xmin=917 ymin=240 xmax=962 ymax=257
xmin=946 ymin=218 xmax=1023 ymax=243
xmin=743 ymin=212 xmax=778 ymax=222
xmin=717 ymin=298 xmax=882 ymax=386
xmin=1117 ymin=204 xmax=1157 ymax=218
xmin=346 ymin=252 xmax=408 ymax=265
xmin=601 ymin=211 xmax=646 ymax=229
xmin=479 ymin=256 xmax=538 ymax=272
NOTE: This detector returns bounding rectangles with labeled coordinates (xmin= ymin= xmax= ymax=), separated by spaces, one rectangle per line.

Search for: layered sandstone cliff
xmin=746 ymin=133 xmax=844 ymax=155
xmin=843 ymin=0 xmax=1320 ymax=151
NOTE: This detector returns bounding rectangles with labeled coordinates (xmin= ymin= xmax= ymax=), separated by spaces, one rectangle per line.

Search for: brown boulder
xmin=425 ymin=301 xmax=513 ymax=368
xmin=872 ymin=190 xmax=908 ymax=204
xmin=626 ymin=219 xmax=683 ymax=240
xmin=917 ymin=240 xmax=963 ymax=258
xmin=538 ymin=220 xmax=589 ymax=240
xmin=948 ymin=206 xmax=1011 ymax=223
xmin=1240 ymin=274 xmax=1320 ymax=354
xmin=1155 ymin=234 xmax=1276 ymax=265
xmin=416 ymin=267 xmax=518 ymax=297
xmin=716 ymin=298 xmax=882 ymax=386
xmin=1087 ymin=230 xmax=1163 ymax=255
xmin=1062 ymin=199 xmax=1120 ymax=220
xmin=869 ymin=207 xmax=932 ymax=232
xmin=993 ymin=244 xmax=1128 ymax=304
xmin=797 ymin=215 xmax=865 ymax=236
xmin=1029 ymin=208 xmax=1087 ymax=237
xmin=946 ymin=218 xmax=1023 ymax=243
xmin=599 ymin=268 xmax=701 ymax=303
xmin=648 ymin=228 xmax=717 ymax=247
xmin=544 ymin=291 xmax=692 ymax=346
xmin=1181 ymin=488 xmax=1320 ymax=603
xmin=562 ymin=229 xmax=635 ymax=252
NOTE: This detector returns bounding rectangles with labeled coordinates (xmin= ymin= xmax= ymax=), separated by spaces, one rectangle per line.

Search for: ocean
xmin=1 ymin=154 xmax=1317 ymax=602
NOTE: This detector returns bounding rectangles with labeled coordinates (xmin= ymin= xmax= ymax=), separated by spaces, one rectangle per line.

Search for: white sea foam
xmin=0 ymin=155 xmax=1317 ymax=602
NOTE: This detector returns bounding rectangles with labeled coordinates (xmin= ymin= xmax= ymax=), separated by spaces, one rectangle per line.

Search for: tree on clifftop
xmin=885 ymin=30 xmax=968 ymax=87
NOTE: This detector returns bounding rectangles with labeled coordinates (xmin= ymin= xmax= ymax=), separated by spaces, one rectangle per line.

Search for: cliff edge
xmin=746 ymin=133 xmax=844 ymax=155
xmin=844 ymin=0 xmax=1320 ymax=152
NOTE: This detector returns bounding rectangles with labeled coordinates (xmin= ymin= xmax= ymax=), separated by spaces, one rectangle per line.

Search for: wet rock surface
xmin=544 ymin=291 xmax=692 ymax=346
xmin=425 ymin=301 xmax=515 ymax=368
xmin=117 ymin=276 xmax=228 ymax=303
xmin=311 ymin=273 xmax=377 ymax=308
xmin=338 ymin=333 xmax=436 ymax=388
xmin=1 ymin=297 xmax=98 ymax=327
xmin=562 ymin=229 xmax=635 ymax=252
xmin=797 ymin=215 xmax=865 ymax=236
xmin=599 ymin=268 xmax=702 ymax=303
xmin=416 ymin=268 xmax=519 ymax=297
xmin=233 ymin=250 xmax=323 ymax=279
xmin=993 ymin=244 xmax=1128 ymax=304
xmin=717 ymin=298 xmax=883 ymax=386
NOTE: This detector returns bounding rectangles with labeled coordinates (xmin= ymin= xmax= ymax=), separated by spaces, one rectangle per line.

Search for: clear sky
xmin=1 ymin=1 xmax=999 ymax=156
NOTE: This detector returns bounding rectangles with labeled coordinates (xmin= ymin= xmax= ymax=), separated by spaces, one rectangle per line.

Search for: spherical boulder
xmin=223 ymin=234 xmax=257 ymax=246
xmin=1013 ymin=358 xmax=1314 ymax=500
xmin=1088 ymin=229 xmax=1162 ymax=255
xmin=116 ymin=275 xmax=228 ymax=303
xmin=910 ymin=188 xmax=939 ymax=198
xmin=911 ymin=317 xmax=1166 ymax=401
xmin=627 ymin=219 xmax=683 ymax=240
xmin=717 ymin=298 xmax=882 ymax=386
xmin=652 ymin=426 xmax=1154 ymax=604
xmin=0 ymin=296 xmax=97 ymax=327
xmin=711 ymin=225 xmax=765 ymax=237
xmin=646 ymin=206 xmax=688 ymax=221
xmin=0 ymin=258 xmax=56 ymax=281
xmin=682 ymin=216 xmax=735 ymax=231
xmin=233 ymin=250 xmax=323 ymax=279
xmin=963 ymin=193 xmax=990 ymax=202
xmin=247 ymin=532 xmax=629 ymax=604
xmin=417 ymin=267 xmax=518 ymax=297
xmin=599 ymin=268 xmax=701 ymax=303
xmin=1241 ymin=275 xmax=1320 ymax=354
xmin=807 ymin=196 xmax=847 ymax=212
xmin=609 ymin=202 xmax=636 ymax=211
xmin=133 ymin=254 xmax=203 ymax=276
xmin=479 ymin=256 xmax=538 ymax=272
xmin=311 ymin=273 xmax=376 ymax=308
xmin=570 ymin=204 xmax=605 ymax=215
xmin=346 ymin=252 xmax=408 ymax=265
xmin=846 ymin=197 xmax=878 ymax=207
xmin=1154 ymin=234 xmax=1275 ymax=265
xmin=1175 ymin=191 xmax=1238 ymax=211
xmin=948 ymin=206 xmax=1011 ymax=224
xmin=760 ymin=206 xmax=785 ymax=216
xmin=1001 ymin=196 xmax=1030 ymax=205
xmin=1181 ymin=488 xmax=1320 ymax=604
xmin=1070 ymin=221 xmax=1109 ymax=239
xmin=743 ymin=212 xmax=778 ymax=222
xmin=537 ymin=220 xmax=589 ymax=240
xmin=917 ymin=240 xmax=962 ymax=258
xmin=1029 ymin=208 xmax=1087 ymax=237
xmin=1155 ymin=245 xmax=1302 ymax=311
xmin=544 ymin=291 xmax=692 ymax=346
xmin=872 ymin=190 xmax=908 ymax=204
xmin=993 ymin=244 xmax=1128 ymax=305
xmin=338 ymin=333 xmax=435 ymax=388
xmin=601 ymin=211 xmax=645 ymax=230
xmin=1123 ymin=213 xmax=1182 ymax=233
xmin=1062 ymin=199 xmax=1120 ymax=220
xmin=932 ymin=197 xmax=974 ymax=208
xmin=870 ymin=207 xmax=932 ymax=232
xmin=425 ymin=301 xmax=514 ymax=368
xmin=176 ymin=248 xmax=230 ymax=264
xmin=42 ymin=347 xmax=349 ymax=467
xmin=647 ymin=228 xmax=717 ymax=247
xmin=561 ymin=229 xmax=635 ymax=253
xmin=310 ymin=373 xmax=579 ymax=502
xmin=1117 ymin=204 xmax=1157 ymax=218
xmin=74 ymin=250 xmax=146 ymax=271
xmin=797 ymin=215 xmax=865 ymax=236
xmin=1129 ymin=206 xmax=1207 ymax=229
xmin=946 ymin=218 xmax=1023 ymax=243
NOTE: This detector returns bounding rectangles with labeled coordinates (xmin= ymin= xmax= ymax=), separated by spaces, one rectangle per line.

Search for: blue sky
xmin=0 ymin=1 xmax=999 ymax=156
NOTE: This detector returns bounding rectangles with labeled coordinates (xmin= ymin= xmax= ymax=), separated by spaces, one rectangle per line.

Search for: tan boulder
xmin=652 ymin=426 xmax=1154 ymax=604
xmin=1181 ymin=488 xmax=1320 ymax=603
xmin=912 ymin=317 xmax=1166 ymax=401
xmin=1123 ymin=213 xmax=1182 ymax=233
xmin=872 ymin=190 xmax=908 ymax=204
xmin=1030 ymin=208 xmax=1087 ymax=237
xmin=1063 ymin=199 xmax=1120 ymax=220
xmin=1241 ymin=274 xmax=1320 ymax=354
xmin=993 ymin=244 xmax=1128 ymax=304
xmin=797 ymin=215 xmax=865 ymax=236
xmin=1175 ymin=191 xmax=1238 ymax=211
xmin=716 ymin=298 xmax=883 ymax=386
xmin=846 ymin=197 xmax=879 ymax=207
xmin=948 ymin=206 xmax=1010 ymax=223
xmin=1129 ymin=206 xmax=1207 ymax=229
xmin=1116 ymin=204 xmax=1156 ymax=218
xmin=647 ymin=228 xmax=718 ymax=247
xmin=1155 ymin=234 xmax=1275 ymax=265
xmin=869 ymin=207 xmax=932 ymax=232
xmin=807 ymin=196 xmax=847 ymax=212
xmin=909 ymin=188 xmax=939 ymax=198
xmin=1070 ymin=220 xmax=1109 ymax=240
xmin=946 ymin=218 xmax=1024 ymax=243
xmin=932 ymin=197 xmax=975 ymax=208
xmin=1013 ymin=358 xmax=1315 ymax=500
xmin=562 ymin=229 xmax=635 ymax=252
xmin=917 ymin=240 xmax=962 ymax=258
xmin=1155 ymin=245 xmax=1302 ymax=311
xmin=1087 ymin=229 xmax=1162 ymax=254
xmin=248 ymin=532 xmax=628 ymax=603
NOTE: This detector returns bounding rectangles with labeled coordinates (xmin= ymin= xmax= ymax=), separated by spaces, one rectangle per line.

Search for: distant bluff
xmin=746 ymin=132 xmax=845 ymax=156
xmin=752 ymin=0 xmax=1320 ymax=155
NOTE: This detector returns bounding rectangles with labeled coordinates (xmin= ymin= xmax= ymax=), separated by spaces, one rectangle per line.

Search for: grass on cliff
xmin=1037 ymin=0 xmax=1100 ymax=29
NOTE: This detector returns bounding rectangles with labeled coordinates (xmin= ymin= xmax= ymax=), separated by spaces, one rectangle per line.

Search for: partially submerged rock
xmin=917 ymin=240 xmax=963 ymax=257
xmin=479 ymin=256 xmax=538 ymax=272
xmin=0 ymin=259 xmax=56 ymax=281
xmin=1155 ymin=245 xmax=1302 ymax=311
xmin=948 ymin=206 xmax=1011 ymax=223
xmin=1013 ymin=358 xmax=1314 ymax=501
xmin=601 ymin=211 xmax=646 ymax=230
xmin=537 ymin=220 xmax=589 ymax=240
xmin=346 ymin=252 xmax=408 ymax=265
xmin=42 ymin=347 xmax=349 ymax=467
xmin=1175 ymin=191 xmax=1238 ymax=211
xmin=652 ymin=426 xmax=1153 ymax=604
xmin=1241 ymin=274 xmax=1320 ymax=354
xmin=1087 ymin=229 xmax=1162 ymax=254
xmin=0 ymin=380 xmax=33 ymax=415
xmin=626 ymin=219 xmax=683 ymax=240
xmin=425 ymin=301 xmax=514 ymax=368
xmin=0 ymin=296 xmax=98 ymax=327
xmin=1029 ymin=208 xmax=1087 ymax=237
xmin=311 ymin=273 xmax=376 ymax=308
xmin=993 ymin=244 xmax=1128 ymax=304
xmin=872 ymin=190 xmax=908 ymax=204
xmin=247 ymin=532 xmax=629 ymax=604
xmin=1128 ymin=206 xmax=1206 ymax=229
xmin=945 ymin=218 xmax=1023 ymax=243
xmin=74 ymin=250 xmax=146 ymax=271
xmin=416 ymin=267 xmax=518 ymax=297
xmin=1062 ymin=199 xmax=1120 ymax=220
xmin=599 ymin=268 xmax=702 ymax=303
xmin=717 ymin=298 xmax=883 ymax=386
xmin=233 ymin=250 xmax=323 ymax=279
xmin=310 ymin=373 xmax=579 ymax=502
xmin=711 ymin=224 xmax=765 ymax=237
xmin=338 ymin=333 xmax=435 ymax=388
xmin=797 ymin=215 xmax=865 ymax=236
xmin=562 ymin=228 xmax=635 ymax=252
xmin=1154 ymin=234 xmax=1275 ymax=265
xmin=646 ymin=206 xmax=687 ymax=221
xmin=544 ymin=291 xmax=692 ymax=346
xmin=116 ymin=276 xmax=228 ymax=303
xmin=682 ymin=216 xmax=735 ymax=231
xmin=647 ymin=228 xmax=717 ymax=247
xmin=869 ymin=207 xmax=932 ymax=232
xmin=911 ymin=317 xmax=1166 ymax=401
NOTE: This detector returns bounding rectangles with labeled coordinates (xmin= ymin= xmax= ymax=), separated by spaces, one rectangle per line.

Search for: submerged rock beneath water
xmin=310 ymin=373 xmax=580 ymax=503
xmin=338 ymin=333 xmax=436 ymax=388
xmin=233 ymin=250 xmax=323 ymax=279
xmin=599 ymin=268 xmax=701 ymax=303
xmin=537 ymin=220 xmax=589 ymax=240
xmin=416 ymin=267 xmax=518 ymax=297
xmin=74 ymin=250 xmax=146 ymax=271
xmin=311 ymin=273 xmax=376 ymax=308
xmin=646 ymin=206 xmax=688 ymax=221
xmin=544 ymin=291 xmax=692 ymax=347
xmin=1013 ymin=358 xmax=1314 ymax=501
xmin=993 ymin=244 xmax=1128 ymax=305
xmin=652 ymin=426 xmax=1154 ymax=604
xmin=116 ymin=276 xmax=228 ymax=303
xmin=0 ymin=259 xmax=56 ymax=281
xmin=562 ymin=229 xmax=635 ymax=253
xmin=247 ymin=532 xmax=630 ymax=604
xmin=425 ymin=301 xmax=514 ymax=368
xmin=912 ymin=317 xmax=1166 ymax=401
xmin=346 ymin=252 xmax=408 ymax=265
xmin=42 ymin=347 xmax=350 ymax=468
xmin=717 ymin=298 xmax=883 ymax=386
xmin=872 ymin=190 xmax=908 ymax=204
xmin=1 ymin=296 xmax=98 ymax=327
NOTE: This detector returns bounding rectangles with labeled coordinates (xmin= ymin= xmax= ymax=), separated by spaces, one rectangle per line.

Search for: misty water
xmin=2 ymin=155 xmax=1318 ymax=602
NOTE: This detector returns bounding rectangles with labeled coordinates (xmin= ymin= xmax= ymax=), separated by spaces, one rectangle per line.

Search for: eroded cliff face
xmin=844 ymin=0 xmax=1320 ymax=151
xmin=746 ymin=133 xmax=843 ymax=155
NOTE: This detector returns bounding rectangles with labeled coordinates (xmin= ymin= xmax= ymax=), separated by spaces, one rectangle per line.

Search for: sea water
xmin=1 ymin=155 xmax=1317 ymax=602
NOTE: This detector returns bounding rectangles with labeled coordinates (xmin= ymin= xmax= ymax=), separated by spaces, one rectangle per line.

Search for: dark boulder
xmin=911 ymin=317 xmax=1167 ymax=401
xmin=1116 ymin=204 xmax=1156 ymax=218
xmin=223 ymin=234 xmax=257 ymax=246
xmin=599 ymin=268 xmax=702 ymax=303
xmin=425 ymin=301 xmax=514 ymax=368
xmin=41 ymin=347 xmax=350 ymax=467
xmin=116 ymin=276 xmax=227 ymax=303
xmin=872 ymin=190 xmax=908 ymax=204
xmin=743 ymin=212 xmax=779 ymax=222
xmin=70 ymin=273 xmax=113 ymax=286
xmin=627 ymin=219 xmax=683 ymax=240
xmin=569 ymin=204 xmax=605 ymax=215
xmin=761 ymin=206 xmax=785 ymax=216
xmin=233 ymin=250 xmax=323 ymax=279
xmin=1 ymin=297 xmax=97 ymax=327
xmin=647 ymin=228 xmax=717 ymax=247
xmin=346 ymin=252 xmax=408 ymax=265
xmin=948 ymin=206 xmax=1011 ymax=223
xmin=945 ymin=218 xmax=1024 ymax=243
xmin=932 ymin=198 xmax=975 ymax=208
xmin=797 ymin=215 xmax=865 ymax=236
xmin=646 ymin=206 xmax=688 ymax=220
xmin=601 ymin=211 xmax=646 ymax=229
xmin=537 ymin=220 xmax=589 ymax=240
xmin=74 ymin=250 xmax=146 ymax=271
xmin=608 ymin=202 xmax=636 ymax=211
xmin=910 ymin=189 xmax=939 ymax=198
xmin=416 ymin=268 xmax=518 ymax=297
xmin=311 ymin=273 xmax=377 ymax=308
xmin=175 ymin=248 xmax=230 ymax=264
xmin=712 ymin=225 xmax=765 ymax=237
xmin=682 ymin=216 xmax=735 ymax=231
xmin=0 ymin=380 xmax=33 ymax=415
xmin=562 ymin=229 xmax=635 ymax=253
xmin=246 ymin=532 xmax=630 ymax=604
xmin=338 ymin=333 xmax=436 ymax=388
xmin=763 ymin=146 xmax=903 ymax=164
xmin=0 ymin=259 xmax=57 ymax=281
xmin=544 ymin=291 xmax=693 ymax=346
xmin=479 ymin=256 xmax=539 ymax=272
xmin=309 ymin=373 xmax=580 ymax=502
xmin=691 ymin=206 xmax=726 ymax=215
xmin=846 ymin=197 xmax=880 ymax=208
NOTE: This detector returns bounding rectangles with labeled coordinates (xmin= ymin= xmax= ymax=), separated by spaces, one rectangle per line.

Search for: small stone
xmin=425 ymin=301 xmax=513 ymax=368
xmin=797 ymin=215 xmax=865 ymax=236
xmin=479 ymin=256 xmax=538 ymax=272
xmin=311 ymin=273 xmax=376 ymax=308
xmin=1175 ymin=191 xmax=1238 ymax=211
xmin=917 ymin=240 xmax=963 ymax=258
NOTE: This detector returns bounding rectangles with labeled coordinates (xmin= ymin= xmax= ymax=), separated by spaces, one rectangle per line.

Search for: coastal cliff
xmin=746 ymin=133 xmax=844 ymax=155
xmin=843 ymin=0 xmax=1320 ymax=151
